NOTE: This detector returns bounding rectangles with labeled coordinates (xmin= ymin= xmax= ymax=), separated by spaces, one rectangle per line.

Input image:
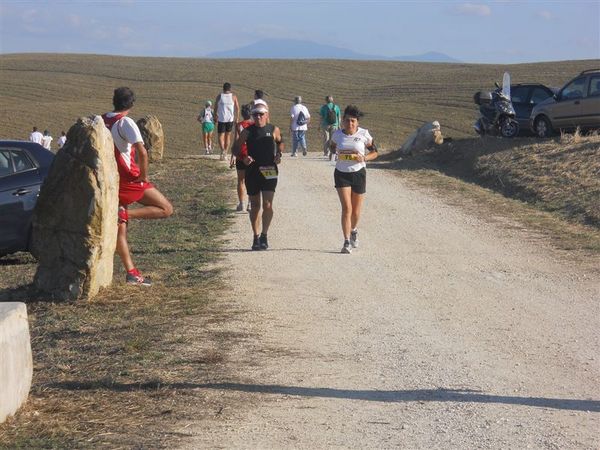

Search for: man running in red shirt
xmin=102 ymin=87 xmax=173 ymax=286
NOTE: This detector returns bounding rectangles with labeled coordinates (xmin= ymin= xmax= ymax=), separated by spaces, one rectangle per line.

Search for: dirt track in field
xmin=182 ymin=154 xmax=599 ymax=449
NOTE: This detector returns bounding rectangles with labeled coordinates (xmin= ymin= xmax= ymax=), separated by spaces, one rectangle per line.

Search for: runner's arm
xmin=233 ymin=95 xmax=240 ymax=123
xmin=274 ymin=127 xmax=284 ymax=164
xmin=214 ymin=95 xmax=220 ymax=123
xmin=232 ymin=128 xmax=248 ymax=158
xmin=363 ymin=140 xmax=378 ymax=162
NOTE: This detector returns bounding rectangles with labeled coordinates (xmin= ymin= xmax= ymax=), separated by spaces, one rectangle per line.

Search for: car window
xmin=9 ymin=150 xmax=35 ymax=173
xmin=588 ymin=75 xmax=600 ymax=97
xmin=0 ymin=150 xmax=12 ymax=177
xmin=530 ymin=87 xmax=553 ymax=104
xmin=511 ymin=86 xmax=529 ymax=103
xmin=561 ymin=78 xmax=585 ymax=100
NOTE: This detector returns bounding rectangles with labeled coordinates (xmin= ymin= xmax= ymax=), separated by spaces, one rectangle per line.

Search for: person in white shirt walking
xmin=214 ymin=82 xmax=240 ymax=161
xmin=197 ymin=100 xmax=214 ymax=154
xmin=29 ymin=127 xmax=43 ymax=144
xmin=289 ymin=96 xmax=310 ymax=157
xmin=41 ymin=130 xmax=53 ymax=150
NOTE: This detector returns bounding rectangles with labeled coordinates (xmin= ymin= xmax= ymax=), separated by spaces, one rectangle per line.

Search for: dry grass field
xmin=1 ymin=54 xmax=599 ymax=447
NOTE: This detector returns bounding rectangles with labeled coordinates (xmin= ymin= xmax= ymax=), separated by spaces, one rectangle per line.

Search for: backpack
xmin=326 ymin=104 xmax=337 ymax=125
xmin=296 ymin=109 xmax=308 ymax=126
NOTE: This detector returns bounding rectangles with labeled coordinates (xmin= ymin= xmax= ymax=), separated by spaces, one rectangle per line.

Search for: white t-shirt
xmin=105 ymin=112 xmax=143 ymax=177
xmin=29 ymin=131 xmax=43 ymax=144
xmin=41 ymin=135 xmax=53 ymax=150
xmin=290 ymin=104 xmax=310 ymax=131
xmin=57 ymin=135 xmax=67 ymax=149
xmin=217 ymin=92 xmax=234 ymax=122
xmin=332 ymin=127 xmax=373 ymax=173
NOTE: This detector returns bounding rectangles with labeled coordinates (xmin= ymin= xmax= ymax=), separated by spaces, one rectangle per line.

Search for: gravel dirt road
xmin=183 ymin=154 xmax=599 ymax=449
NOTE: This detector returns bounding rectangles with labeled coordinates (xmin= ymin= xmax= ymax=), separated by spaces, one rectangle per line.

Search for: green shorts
xmin=202 ymin=122 xmax=215 ymax=133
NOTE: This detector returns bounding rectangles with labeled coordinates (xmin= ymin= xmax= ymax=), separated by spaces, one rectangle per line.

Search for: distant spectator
xmin=289 ymin=96 xmax=310 ymax=157
xmin=29 ymin=126 xmax=43 ymax=144
xmin=41 ymin=130 xmax=53 ymax=150
xmin=319 ymin=95 xmax=341 ymax=159
xmin=57 ymin=131 xmax=67 ymax=149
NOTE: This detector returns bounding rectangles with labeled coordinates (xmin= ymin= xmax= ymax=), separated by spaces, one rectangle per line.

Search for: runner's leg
xmin=218 ymin=131 xmax=226 ymax=158
xmin=236 ymin=169 xmax=246 ymax=204
xmin=336 ymin=187 xmax=352 ymax=239
xmin=261 ymin=191 xmax=275 ymax=234
xmin=249 ymin=193 xmax=262 ymax=236
xmin=127 ymin=187 xmax=173 ymax=220
xmin=350 ymin=191 xmax=364 ymax=230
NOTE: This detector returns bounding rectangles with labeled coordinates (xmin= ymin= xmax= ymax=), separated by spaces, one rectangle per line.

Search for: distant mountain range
xmin=207 ymin=39 xmax=461 ymax=63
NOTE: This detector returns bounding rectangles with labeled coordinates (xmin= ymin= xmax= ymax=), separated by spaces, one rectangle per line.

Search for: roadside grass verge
xmin=380 ymin=134 xmax=600 ymax=256
xmin=0 ymin=157 xmax=237 ymax=448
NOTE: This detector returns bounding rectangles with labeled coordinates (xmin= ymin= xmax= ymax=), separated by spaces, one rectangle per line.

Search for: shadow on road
xmin=48 ymin=380 xmax=600 ymax=412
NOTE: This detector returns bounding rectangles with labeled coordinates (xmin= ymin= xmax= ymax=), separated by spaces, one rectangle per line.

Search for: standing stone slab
xmin=137 ymin=115 xmax=164 ymax=162
xmin=32 ymin=116 xmax=118 ymax=301
xmin=0 ymin=303 xmax=33 ymax=423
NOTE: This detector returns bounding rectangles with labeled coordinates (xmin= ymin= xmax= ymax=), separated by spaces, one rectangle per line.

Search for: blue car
xmin=0 ymin=140 xmax=54 ymax=257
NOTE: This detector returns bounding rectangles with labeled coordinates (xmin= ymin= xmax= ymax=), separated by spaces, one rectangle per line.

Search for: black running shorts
xmin=245 ymin=165 xmax=278 ymax=196
xmin=217 ymin=121 xmax=234 ymax=133
xmin=334 ymin=168 xmax=366 ymax=194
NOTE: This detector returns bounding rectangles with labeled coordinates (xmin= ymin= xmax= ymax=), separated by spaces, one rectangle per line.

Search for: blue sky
xmin=0 ymin=0 xmax=598 ymax=63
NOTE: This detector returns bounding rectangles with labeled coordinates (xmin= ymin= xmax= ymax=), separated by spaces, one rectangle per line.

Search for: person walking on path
xmin=57 ymin=131 xmax=67 ymax=149
xmin=41 ymin=130 xmax=53 ymax=151
xmin=320 ymin=96 xmax=341 ymax=159
xmin=329 ymin=105 xmax=378 ymax=254
xmin=29 ymin=126 xmax=43 ymax=144
xmin=230 ymin=103 xmax=254 ymax=212
xmin=289 ymin=96 xmax=310 ymax=157
xmin=198 ymin=100 xmax=215 ymax=154
xmin=102 ymin=87 xmax=174 ymax=286
xmin=215 ymin=82 xmax=240 ymax=161
xmin=233 ymin=102 xmax=284 ymax=251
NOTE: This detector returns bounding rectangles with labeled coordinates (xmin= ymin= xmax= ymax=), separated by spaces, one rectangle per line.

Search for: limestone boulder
xmin=400 ymin=121 xmax=444 ymax=155
xmin=32 ymin=115 xmax=119 ymax=301
xmin=137 ymin=115 xmax=164 ymax=162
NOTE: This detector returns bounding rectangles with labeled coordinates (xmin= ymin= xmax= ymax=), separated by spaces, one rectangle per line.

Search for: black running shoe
xmin=252 ymin=235 xmax=261 ymax=251
xmin=259 ymin=233 xmax=268 ymax=250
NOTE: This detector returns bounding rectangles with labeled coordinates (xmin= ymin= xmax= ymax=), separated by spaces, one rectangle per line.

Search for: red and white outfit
xmin=102 ymin=112 xmax=154 ymax=206
xmin=237 ymin=119 xmax=254 ymax=160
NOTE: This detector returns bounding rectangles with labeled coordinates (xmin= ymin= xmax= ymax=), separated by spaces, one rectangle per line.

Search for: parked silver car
xmin=530 ymin=69 xmax=600 ymax=138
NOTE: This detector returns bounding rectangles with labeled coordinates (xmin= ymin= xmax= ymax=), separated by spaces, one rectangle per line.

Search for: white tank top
xmin=217 ymin=93 xmax=234 ymax=122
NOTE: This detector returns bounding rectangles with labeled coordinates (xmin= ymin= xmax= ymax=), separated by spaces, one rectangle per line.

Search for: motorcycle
xmin=473 ymin=72 xmax=520 ymax=138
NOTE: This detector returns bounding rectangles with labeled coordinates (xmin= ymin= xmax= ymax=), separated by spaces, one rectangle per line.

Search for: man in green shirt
xmin=319 ymin=95 xmax=341 ymax=159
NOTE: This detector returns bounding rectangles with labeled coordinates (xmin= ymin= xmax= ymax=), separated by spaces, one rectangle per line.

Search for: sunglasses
xmin=252 ymin=112 xmax=266 ymax=117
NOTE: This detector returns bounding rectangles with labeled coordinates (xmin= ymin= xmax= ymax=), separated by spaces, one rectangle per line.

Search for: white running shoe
xmin=341 ymin=240 xmax=352 ymax=254
xmin=350 ymin=229 xmax=359 ymax=248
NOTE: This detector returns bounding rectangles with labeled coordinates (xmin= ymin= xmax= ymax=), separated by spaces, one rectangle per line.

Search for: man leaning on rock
xmin=102 ymin=87 xmax=173 ymax=286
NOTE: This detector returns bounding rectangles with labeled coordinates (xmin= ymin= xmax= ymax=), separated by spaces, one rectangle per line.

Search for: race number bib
xmin=338 ymin=152 xmax=358 ymax=161
xmin=259 ymin=165 xmax=278 ymax=180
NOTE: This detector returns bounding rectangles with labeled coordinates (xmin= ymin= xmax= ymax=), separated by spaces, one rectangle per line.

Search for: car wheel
xmin=534 ymin=116 xmax=553 ymax=138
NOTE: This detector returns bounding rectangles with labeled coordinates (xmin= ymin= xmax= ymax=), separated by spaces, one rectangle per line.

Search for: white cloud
xmin=536 ymin=10 xmax=553 ymax=20
xmin=453 ymin=3 xmax=491 ymax=17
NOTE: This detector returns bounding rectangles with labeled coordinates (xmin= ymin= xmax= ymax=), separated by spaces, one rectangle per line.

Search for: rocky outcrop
xmin=137 ymin=115 xmax=164 ymax=162
xmin=32 ymin=115 xmax=119 ymax=301
xmin=400 ymin=121 xmax=444 ymax=155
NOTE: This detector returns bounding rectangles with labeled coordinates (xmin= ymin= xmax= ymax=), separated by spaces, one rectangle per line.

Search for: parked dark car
xmin=509 ymin=83 xmax=557 ymax=133
xmin=531 ymin=69 xmax=600 ymax=137
xmin=0 ymin=140 xmax=54 ymax=257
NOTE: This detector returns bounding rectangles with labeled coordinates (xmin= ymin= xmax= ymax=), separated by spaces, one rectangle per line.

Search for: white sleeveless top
xmin=217 ymin=92 xmax=234 ymax=122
